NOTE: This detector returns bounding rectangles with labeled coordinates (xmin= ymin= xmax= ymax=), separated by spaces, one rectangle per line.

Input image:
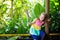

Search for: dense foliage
xmin=49 ymin=0 xmax=60 ymax=33
xmin=0 ymin=0 xmax=60 ymax=40
xmin=0 ymin=0 xmax=60 ymax=34
xmin=0 ymin=0 xmax=45 ymax=34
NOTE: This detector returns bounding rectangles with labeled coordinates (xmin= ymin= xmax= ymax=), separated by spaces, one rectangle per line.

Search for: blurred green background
xmin=0 ymin=0 xmax=60 ymax=40
xmin=0 ymin=0 xmax=60 ymax=34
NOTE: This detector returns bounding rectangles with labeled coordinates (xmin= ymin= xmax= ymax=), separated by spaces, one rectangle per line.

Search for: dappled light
xmin=0 ymin=0 xmax=60 ymax=40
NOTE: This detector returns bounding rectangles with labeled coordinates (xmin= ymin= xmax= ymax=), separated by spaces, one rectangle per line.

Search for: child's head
xmin=39 ymin=12 xmax=47 ymax=21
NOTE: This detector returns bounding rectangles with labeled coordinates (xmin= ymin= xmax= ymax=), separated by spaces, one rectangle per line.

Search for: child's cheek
xmin=40 ymin=17 xmax=43 ymax=21
xmin=40 ymin=16 xmax=44 ymax=21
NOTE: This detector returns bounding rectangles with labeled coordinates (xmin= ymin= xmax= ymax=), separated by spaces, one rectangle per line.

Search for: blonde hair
xmin=39 ymin=12 xmax=47 ymax=20
xmin=40 ymin=12 xmax=47 ymax=17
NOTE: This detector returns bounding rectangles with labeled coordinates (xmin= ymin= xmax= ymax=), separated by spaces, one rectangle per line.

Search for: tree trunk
xmin=45 ymin=0 xmax=50 ymax=34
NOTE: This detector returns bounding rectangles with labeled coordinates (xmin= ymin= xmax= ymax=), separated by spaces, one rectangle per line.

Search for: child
xmin=28 ymin=12 xmax=47 ymax=40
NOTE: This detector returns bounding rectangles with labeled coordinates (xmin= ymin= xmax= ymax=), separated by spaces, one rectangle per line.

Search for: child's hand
xmin=27 ymin=18 xmax=37 ymax=26
xmin=47 ymin=18 xmax=51 ymax=22
xmin=27 ymin=22 xmax=32 ymax=26
xmin=28 ymin=23 xmax=32 ymax=26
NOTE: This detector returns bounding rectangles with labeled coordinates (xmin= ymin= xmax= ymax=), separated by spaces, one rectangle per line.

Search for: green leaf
xmin=34 ymin=3 xmax=44 ymax=18
xmin=8 ymin=36 xmax=19 ymax=40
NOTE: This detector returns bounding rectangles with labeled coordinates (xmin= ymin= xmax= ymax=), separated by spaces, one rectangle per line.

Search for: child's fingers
xmin=27 ymin=22 xmax=31 ymax=26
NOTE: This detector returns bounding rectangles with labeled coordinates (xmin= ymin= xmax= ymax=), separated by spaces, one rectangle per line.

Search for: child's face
xmin=39 ymin=14 xmax=45 ymax=21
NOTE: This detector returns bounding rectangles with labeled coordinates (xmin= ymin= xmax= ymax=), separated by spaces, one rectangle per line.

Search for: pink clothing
xmin=34 ymin=19 xmax=44 ymax=27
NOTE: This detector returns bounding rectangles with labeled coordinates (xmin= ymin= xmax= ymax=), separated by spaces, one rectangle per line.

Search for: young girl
xmin=29 ymin=12 xmax=47 ymax=40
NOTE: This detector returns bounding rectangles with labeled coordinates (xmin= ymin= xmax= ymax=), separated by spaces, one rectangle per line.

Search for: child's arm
xmin=31 ymin=18 xmax=37 ymax=24
xmin=28 ymin=18 xmax=37 ymax=26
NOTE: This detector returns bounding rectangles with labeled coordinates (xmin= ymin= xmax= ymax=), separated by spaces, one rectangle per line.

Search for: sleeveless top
xmin=30 ymin=18 xmax=45 ymax=36
xmin=32 ymin=18 xmax=44 ymax=30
